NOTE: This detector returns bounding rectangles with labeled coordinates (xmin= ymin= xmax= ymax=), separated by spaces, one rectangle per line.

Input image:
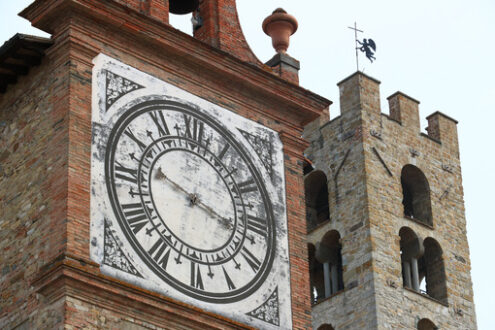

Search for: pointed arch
xmin=399 ymin=227 xmax=422 ymax=291
xmin=305 ymin=170 xmax=330 ymax=231
xmin=313 ymin=230 xmax=344 ymax=300
xmin=401 ymin=165 xmax=433 ymax=226
xmin=308 ymin=243 xmax=325 ymax=304
xmin=417 ymin=318 xmax=437 ymax=330
xmin=420 ymin=238 xmax=447 ymax=303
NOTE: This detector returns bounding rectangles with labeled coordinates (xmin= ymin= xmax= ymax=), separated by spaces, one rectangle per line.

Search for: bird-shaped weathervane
xmin=348 ymin=22 xmax=377 ymax=71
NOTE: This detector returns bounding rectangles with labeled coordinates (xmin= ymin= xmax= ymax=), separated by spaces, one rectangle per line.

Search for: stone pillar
xmin=331 ymin=263 xmax=339 ymax=294
xmin=411 ymin=257 xmax=420 ymax=291
xmin=337 ymin=72 xmax=381 ymax=127
xmin=323 ymin=262 xmax=331 ymax=298
xmin=403 ymin=261 xmax=412 ymax=288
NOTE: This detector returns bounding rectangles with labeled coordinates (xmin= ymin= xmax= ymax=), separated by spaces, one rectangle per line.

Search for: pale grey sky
xmin=2 ymin=1 xmax=493 ymax=328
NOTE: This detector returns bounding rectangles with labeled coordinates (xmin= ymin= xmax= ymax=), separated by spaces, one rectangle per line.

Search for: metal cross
xmin=348 ymin=22 xmax=364 ymax=71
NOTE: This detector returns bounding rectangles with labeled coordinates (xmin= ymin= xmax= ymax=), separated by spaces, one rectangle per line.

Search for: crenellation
xmin=426 ymin=111 xmax=459 ymax=153
xmin=387 ymin=91 xmax=421 ymax=129
xmin=337 ymin=72 xmax=381 ymax=123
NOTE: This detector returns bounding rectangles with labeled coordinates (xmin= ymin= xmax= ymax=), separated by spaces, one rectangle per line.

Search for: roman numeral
xmin=122 ymin=203 xmax=151 ymax=234
xmin=222 ymin=266 xmax=236 ymax=290
xmin=124 ymin=128 xmax=147 ymax=151
xmin=148 ymin=238 xmax=172 ymax=270
xmin=183 ymin=114 xmax=204 ymax=145
xmin=206 ymin=256 xmax=214 ymax=278
xmin=129 ymin=187 xmax=149 ymax=198
xmin=175 ymin=245 xmax=183 ymax=264
xmin=246 ymin=214 xmax=268 ymax=237
xmin=149 ymin=111 xmax=171 ymax=137
xmin=190 ymin=262 xmax=204 ymax=290
xmin=217 ymin=144 xmax=230 ymax=160
xmin=115 ymin=162 xmax=138 ymax=184
xmin=237 ymin=178 xmax=257 ymax=194
xmin=241 ymin=247 xmax=261 ymax=273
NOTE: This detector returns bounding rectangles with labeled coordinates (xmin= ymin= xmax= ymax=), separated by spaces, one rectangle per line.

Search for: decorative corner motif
xmin=103 ymin=219 xmax=142 ymax=277
xmin=104 ymin=70 xmax=144 ymax=112
xmin=239 ymin=129 xmax=273 ymax=179
xmin=246 ymin=287 xmax=280 ymax=326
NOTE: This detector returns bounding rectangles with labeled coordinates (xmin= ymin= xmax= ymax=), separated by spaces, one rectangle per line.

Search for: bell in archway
xmin=169 ymin=0 xmax=200 ymax=15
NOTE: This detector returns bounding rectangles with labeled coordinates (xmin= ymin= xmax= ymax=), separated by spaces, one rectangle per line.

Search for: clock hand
xmin=196 ymin=199 xmax=233 ymax=230
xmin=156 ymin=167 xmax=193 ymax=201
xmin=156 ymin=167 xmax=233 ymax=229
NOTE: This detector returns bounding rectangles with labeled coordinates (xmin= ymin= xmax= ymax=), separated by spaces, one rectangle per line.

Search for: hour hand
xmin=156 ymin=168 xmax=201 ymax=207
xmin=156 ymin=167 xmax=190 ymax=196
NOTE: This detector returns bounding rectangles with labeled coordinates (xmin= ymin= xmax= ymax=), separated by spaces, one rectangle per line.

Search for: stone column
xmin=323 ymin=262 xmax=331 ymax=298
xmin=331 ymin=263 xmax=339 ymax=294
xmin=411 ymin=257 xmax=420 ymax=291
xmin=403 ymin=261 xmax=412 ymax=288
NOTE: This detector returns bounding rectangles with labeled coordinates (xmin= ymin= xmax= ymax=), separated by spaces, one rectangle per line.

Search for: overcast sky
xmin=1 ymin=1 xmax=493 ymax=328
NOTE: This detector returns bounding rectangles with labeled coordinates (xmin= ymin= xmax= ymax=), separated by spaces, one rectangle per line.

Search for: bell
xmin=169 ymin=0 xmax=200 ymax=15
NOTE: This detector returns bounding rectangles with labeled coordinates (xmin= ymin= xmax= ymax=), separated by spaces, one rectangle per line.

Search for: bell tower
xmin=303 ymin=72 xmax=477 ymax=329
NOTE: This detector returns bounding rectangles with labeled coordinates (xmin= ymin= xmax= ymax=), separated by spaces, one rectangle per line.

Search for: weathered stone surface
xmin=303 ymin=72 xmax=476 ymax=329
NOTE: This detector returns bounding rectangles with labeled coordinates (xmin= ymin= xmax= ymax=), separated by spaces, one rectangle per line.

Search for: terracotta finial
xmin=262 ymin=8 xmax=298 ymax=54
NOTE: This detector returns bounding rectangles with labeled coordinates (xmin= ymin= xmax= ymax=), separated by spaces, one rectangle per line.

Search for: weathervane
xmin=348 ymin=22 xmax=376 ymax=71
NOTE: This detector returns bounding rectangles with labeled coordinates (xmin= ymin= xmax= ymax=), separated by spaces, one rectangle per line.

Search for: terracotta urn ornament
xmin=262 ymin=8 xmax=298 ymax=53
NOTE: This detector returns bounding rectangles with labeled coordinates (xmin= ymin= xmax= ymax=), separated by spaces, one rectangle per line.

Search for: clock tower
xmin=0 ymin=0 xmax=477 ymax=329
xmin=0 ymin=0 xmax=329 ymax=329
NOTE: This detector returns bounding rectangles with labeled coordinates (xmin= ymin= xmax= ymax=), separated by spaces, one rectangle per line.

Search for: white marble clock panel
xmin=90 ymin=54 xmax=292 ymax=329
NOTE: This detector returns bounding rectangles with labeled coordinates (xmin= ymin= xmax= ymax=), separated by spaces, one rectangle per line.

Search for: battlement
xmin=332 ymin=72 xmax=459 ymax=151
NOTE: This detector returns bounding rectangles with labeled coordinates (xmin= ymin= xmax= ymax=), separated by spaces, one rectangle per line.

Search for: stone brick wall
xmin=303 ymin=72 xmax=476 ymax=329
xmin=303 ymin=74 xmax=379 ymax=329
xmin=0 ymin=50 xmax=69 ymax=329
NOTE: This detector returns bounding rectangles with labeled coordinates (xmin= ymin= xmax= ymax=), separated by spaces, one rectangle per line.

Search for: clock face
xmin=90 ymin=54 xmax=293 ymax=329
xmin=106 ymin=100 xmax=275 ymax=303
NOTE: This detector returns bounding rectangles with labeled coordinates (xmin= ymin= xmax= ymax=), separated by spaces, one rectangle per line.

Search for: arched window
xmin=308 ymin=243 xmax=325 ymax=304
xmin=313 ymin=230 xmax=344 ymax=301
xmin=401 ymin=165 xmax=433 ymax=226
xmin=317 ymin=324 xmax=335 ymax=330
xmin=305 ymin=170 xmax=330 ymax=232
xmin=417 ymin=318 xmax=437 ymax=330
xmin=303 ymin=157 xmax=314 ymax=175
xmin=399 ymin=227 xmax=422 ymax=291
xmin=419 ymin=238 xmax=447 ymax=303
